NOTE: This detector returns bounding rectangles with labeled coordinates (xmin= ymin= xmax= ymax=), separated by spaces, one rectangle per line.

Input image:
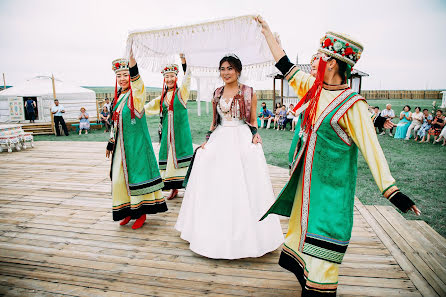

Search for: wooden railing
xmin=361 ymin=90 xmax=443 ymax=100
xmin=94 ymin=90 xmax=443 ymax=104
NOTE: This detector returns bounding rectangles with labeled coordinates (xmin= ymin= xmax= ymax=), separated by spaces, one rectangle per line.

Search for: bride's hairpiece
xmin=224 ymin=53 xmax=240 ymax=60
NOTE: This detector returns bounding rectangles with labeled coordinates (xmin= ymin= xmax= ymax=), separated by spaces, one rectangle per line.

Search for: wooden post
xmin=273 ymin=77 xmax=276 ymax=111
xmin=95 ymin=99 xmax=100 ymax=124
xmin=51 ymin=74 xmax=56 ymax=135
xmin=280 ymin=78 xmax=284 ymax=106
xmin=2 ymin=73 xmax=6 ymax=91
xmin=196 ymin=78 xmax=201 ymax=117
xmin=358 ymin=77 xmax=362 ymax=94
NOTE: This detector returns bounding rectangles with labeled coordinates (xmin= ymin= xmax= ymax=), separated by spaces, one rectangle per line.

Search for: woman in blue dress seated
xmin=394 ymin=105 xmax=411 ymax=139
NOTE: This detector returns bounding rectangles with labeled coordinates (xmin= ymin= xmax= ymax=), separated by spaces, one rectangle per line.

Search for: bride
xmin=175 ymin=54 xmax=284 ymax=259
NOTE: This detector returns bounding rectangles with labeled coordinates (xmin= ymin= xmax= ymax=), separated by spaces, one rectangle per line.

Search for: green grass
xmin=83 ymin=86 xmax=162 ymax=93
xmin=34 ymin=99 xmax=446 ymax=237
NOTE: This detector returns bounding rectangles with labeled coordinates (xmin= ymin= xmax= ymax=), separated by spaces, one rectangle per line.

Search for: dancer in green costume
xmin=106 ymin=52 xmax=166 ymax=230
xmin=256 ymin=16 xmax=421 ymax=296
xmin=145 ymin=54 xmax=194 ymax=200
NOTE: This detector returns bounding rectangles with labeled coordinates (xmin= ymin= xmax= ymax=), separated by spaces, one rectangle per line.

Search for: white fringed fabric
xmin=126 ymin=15 xmax=275 ymax=102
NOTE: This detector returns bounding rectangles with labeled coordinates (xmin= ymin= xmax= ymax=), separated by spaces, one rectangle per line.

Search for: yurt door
xmin=23 ymin=97 xmax=38 ymax=121
xmin=40 ymin=96 xmax=53 ymax=122
xmin=8 ymin=97 xmax=24 ymax=121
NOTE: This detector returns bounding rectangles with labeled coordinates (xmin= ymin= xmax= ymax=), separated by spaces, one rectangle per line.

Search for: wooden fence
xmin=95 ymin=90 xmax=443 ymax=106
xmin=361 ymin=90 xmax=442 ymax=100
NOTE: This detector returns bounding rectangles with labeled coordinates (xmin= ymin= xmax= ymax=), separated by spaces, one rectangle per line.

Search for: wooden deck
xmin=0 ymin=141 xmax=444 ymax=297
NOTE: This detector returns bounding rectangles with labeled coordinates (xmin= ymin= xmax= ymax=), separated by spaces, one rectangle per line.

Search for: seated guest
xmin=372 ymin=106 xmax=384 ymax=132
xmin=394 ymin=105 xmax=412 ymax=139
xmin=291 ymin=112 xmax=299 ymax=132
xmin=283 ymin=103 xmax=295 ymax=131
xmin=100 ymin=106 xmax=111 ymax=132
xmin=103 ymin=98 xmax=111 ymax=113
xmin=405 ymin=107 xmax=423 ymax=140
xmin=435 ymin=125 xmax=446 ymax=146
xmin=78 ymin=107 xmax=90 ymax=135
xmin=426 ymin=110 xmax=445 ymax=143
xmin=380 ymin=103 xmax=396 ymax=136
xmin=418 ymin=109 xmax=433 ymax=142
xmin=277 ymin=105 xmax=287 ymax=130
xmin=258 ymin=102 xmax=274 ymax=129
xmin=373 ymin=106 xmax=396 ymax=134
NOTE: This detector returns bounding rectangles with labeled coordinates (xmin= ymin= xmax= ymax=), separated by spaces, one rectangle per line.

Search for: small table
xmin=0 ymin=124 xmax=34 ymax=153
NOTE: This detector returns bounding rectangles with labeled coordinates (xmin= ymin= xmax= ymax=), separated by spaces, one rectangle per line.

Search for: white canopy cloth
xmin=126 ymin=15 xmax=275 ymax=102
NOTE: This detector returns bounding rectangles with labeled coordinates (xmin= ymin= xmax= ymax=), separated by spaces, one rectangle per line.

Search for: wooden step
xmin=365 ymin=205 xmax=445 ymax=297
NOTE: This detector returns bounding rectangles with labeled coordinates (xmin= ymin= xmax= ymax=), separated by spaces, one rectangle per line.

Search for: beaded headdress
xmin=112 ymin=58 xmax=129 ymax=73
xmin=161 ymin=64 xmax=179 ymax=76
xmin=111 ymin=58 xmax=135 ymax=123
xmin=319 ymin=31 xmax=363 ymax=67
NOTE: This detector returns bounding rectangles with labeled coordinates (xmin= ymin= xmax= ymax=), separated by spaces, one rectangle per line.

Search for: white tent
xmin=0 ymin=76 xmax=97 ymax=123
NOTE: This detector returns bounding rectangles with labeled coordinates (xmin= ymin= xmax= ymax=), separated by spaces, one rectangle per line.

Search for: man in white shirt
xmin=379 ymin=104 xmax=395 ymax=136
xmin=51 ymin=99 xmax=69 ymax=136
xmin=104 ymin=98 xmax=111 ymax=113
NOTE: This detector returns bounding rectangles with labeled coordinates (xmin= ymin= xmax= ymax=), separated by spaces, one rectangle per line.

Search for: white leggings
xmin=406 ymin=123 xmax=421 ymax=138
xmin=260 ymin=117 xmax=273 ymax=129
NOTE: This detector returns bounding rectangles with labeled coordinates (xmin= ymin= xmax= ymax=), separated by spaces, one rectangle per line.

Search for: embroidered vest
xmin=113 ymin=92 xmax=164 ymax=196
xmin=159 ymin=90 xmax=194 ymax=170
xmin=211 ymin=84 xmax=253 ymax=128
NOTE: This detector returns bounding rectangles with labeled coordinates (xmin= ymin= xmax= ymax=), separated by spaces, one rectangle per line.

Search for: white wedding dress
xmin=175 ymin=97 xmax=284 ymax=259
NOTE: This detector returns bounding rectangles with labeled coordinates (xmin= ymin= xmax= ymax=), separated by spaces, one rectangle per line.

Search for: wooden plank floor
xmin=0 ymin=141 xmax=435 ymax=296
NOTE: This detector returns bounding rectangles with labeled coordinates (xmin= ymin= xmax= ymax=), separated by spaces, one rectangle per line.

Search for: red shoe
xmin=167 ymin=189 xmax=179 ymax=200
xmin=119 ymin=216 xmax=131 ymax=226
xmin=132 ymin=214 xmax=146 ymax=229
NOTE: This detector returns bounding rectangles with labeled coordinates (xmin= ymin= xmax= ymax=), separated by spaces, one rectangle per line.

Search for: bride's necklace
xmin=219 ymin=83 xmax=241 ymax=113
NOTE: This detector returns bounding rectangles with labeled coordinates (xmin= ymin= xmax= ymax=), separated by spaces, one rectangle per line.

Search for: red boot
xmin=120 ymin=216 xmax=131 ymax=226
xmin=167 ymin=189 xmax=178 ymax=200
xmin=132 ymin=214 xmax=146 ymax=229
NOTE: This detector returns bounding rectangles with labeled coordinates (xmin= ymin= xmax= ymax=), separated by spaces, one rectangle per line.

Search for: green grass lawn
xmin=34 ymin=99 xmax=446 ymax=237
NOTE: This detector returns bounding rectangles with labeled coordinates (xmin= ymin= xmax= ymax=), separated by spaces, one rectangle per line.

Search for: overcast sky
xmin=0 ymin=0 xmax=445 ymax=90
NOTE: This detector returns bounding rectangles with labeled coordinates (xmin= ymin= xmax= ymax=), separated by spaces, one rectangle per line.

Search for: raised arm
xmin=128 ymin=50 xmax=146 ymax=113
xmin=179 ymin=54 xmax=192 ymax=105
xmin=255 ymin=16 xmax=285 ymax=62
xmin=341 ymin=100 xmax=420 ymax=215
xmin=255 ymin=16 xmax=313 ymax=96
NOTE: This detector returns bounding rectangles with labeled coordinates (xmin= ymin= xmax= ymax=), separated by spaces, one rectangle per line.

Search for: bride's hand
xmin=252 ymin=133 xmax=262 ymax=144
xmin=254 ymin=15 xmax=271 ymax=35
xmin=200 ymin=141 xmax=207 ymax=149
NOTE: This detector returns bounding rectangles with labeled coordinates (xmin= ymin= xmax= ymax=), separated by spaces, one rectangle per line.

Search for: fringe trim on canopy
xmin=125 ymin=15 xmax=274 ymax=82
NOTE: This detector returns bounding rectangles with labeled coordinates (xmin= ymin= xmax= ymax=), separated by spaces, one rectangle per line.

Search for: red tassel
xmin=160 ymin=77 xmax=166 ymax=114
xmin=292 ymin=58 xmax=327 ymax=134
xmin=112 ymin=78 xmax=119 ymax=122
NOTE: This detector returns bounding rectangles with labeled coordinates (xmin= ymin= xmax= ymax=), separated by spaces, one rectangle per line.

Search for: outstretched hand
xmin=384 ymin=120 xmax=394 ymax=129
xmin=411 ymin=205 xmax=421 ymax=216
xmin=129 ymin=41 xmax=136 ymax=67
xmin=254 ymin=15 xmax=271 ymax=35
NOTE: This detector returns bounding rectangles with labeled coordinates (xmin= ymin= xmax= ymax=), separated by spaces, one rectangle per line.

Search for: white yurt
xmin=0 ymin=76 xmax=97 ymax=123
